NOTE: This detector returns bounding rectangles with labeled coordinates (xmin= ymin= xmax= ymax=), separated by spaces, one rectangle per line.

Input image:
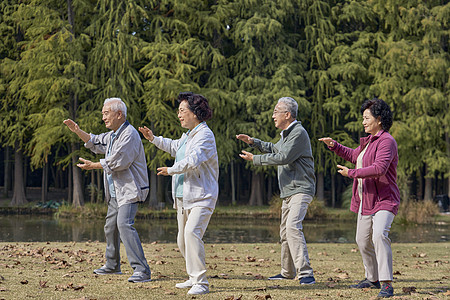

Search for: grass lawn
xmin=0 ymin=241 xmax=448 ymax=299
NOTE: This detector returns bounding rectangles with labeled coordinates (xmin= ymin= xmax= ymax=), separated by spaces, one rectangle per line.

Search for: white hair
xmin=277 ymin=97 xmax=298 ymax=119
xmin=104 ymin=97 xmax=127 ymax=118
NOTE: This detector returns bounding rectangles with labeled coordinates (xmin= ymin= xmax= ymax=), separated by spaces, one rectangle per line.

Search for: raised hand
xmin=318 ymin=137 xmax=335 ymax=148
xmin=138 ymin=126 xmax=154 ymax=142
xmin=63 ymin=119 xmax=79 ymax=132
xmin=236 ymin=134 xmax=254 ymax=145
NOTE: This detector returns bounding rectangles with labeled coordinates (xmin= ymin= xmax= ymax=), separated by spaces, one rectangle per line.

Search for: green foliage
xmin=0 ymin=0 xmax=448 ymax=205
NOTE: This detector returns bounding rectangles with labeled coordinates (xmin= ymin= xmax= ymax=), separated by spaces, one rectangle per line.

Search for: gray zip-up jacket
xmin=151 ymin=122 xmax=219 ymax=210
xmin=251 ymin=121 xmax=316 ymax=198
xmin=85 ymin=121 xmax=150 ymax=207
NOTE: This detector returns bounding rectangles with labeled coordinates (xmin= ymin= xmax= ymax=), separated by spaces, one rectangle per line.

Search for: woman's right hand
xmin=318 ymin=137 xmax=335 ymax=148
xmin=138 ymin=126 xmax=154 ymax=142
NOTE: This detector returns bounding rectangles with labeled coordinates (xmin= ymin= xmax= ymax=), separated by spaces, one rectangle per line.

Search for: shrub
xmin=396 ymin=200 xmax=439 ymax=224
xmin=269 ymin=195 xmax=327 ymax=219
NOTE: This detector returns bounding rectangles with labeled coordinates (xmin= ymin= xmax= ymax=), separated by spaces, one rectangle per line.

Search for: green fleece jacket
xmin=252 ymin=121 xmax=316 ymax=198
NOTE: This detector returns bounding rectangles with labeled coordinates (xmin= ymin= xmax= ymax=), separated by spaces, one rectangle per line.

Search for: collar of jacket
xmin=113 ymin=120 xmax=130 ymax=139
xmin=359 ymin=129 xmax=385 ymax=149
xmin=187 ymin=121 xmax=207 ymax=138
xmin=282 ymin=120 xmax=301 ymax=140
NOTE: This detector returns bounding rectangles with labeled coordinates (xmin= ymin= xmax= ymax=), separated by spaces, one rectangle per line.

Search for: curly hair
xmin=177 ymin=92 xmax=213 ymax=122
xmin=360 ymin=98 xmax=393 ymax=131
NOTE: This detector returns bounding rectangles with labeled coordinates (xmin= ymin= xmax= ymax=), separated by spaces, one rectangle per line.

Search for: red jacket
xmin=330 ymin=130 xmax=400 ymax=215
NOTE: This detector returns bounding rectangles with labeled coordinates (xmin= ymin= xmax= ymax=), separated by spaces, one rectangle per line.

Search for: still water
xmin=0 ymin=215 xmax=448 ymax=244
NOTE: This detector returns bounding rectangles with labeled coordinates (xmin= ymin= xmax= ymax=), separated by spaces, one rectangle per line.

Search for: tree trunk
xmin=331 ymin=173 xmax=336 ymax=208
xmin=230 ymin=160 xmax=236 ymax=205
xmin=424 ymin=165 xmax=433 ymax=201
xmin=417 ymin=169 xmax=424 ymax=200
xmin=10 ymin=143 xmax=28 ymax=206
xmin=3 ymin=146 xmax=11 ymax=198
xmin=41 ymin=161 xmax=49 ymax=202
xmin=148 ymin=170 xmax=158 ymax=208
xmin=157 ymin=174 xmax=165 ymax=205
xmin=446 ymin=132 xmax=450 ymax=199
xmin=316 ymin=171 xmax=324 ymax=201
xmin=90 ymin=170 xmax=95 ymax=203
xmin=71 ymin=142 xmax=85 ymax=207
xmin=248 ymin=171 xmax=263 ymax=206
xmin=97 ymin=169 xmax=103 ymax=203
xmin=266 ymin=175 xmax=272 ymax=203
xmin=68 ymin=162 xmax=73 ymax=203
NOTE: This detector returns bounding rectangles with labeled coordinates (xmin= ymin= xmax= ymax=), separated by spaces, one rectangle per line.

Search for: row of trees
xmin=1 ymin=0 xmax=448 ymax=208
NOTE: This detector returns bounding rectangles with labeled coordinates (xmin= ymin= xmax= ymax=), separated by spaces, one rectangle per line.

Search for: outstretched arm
xmin=63 ymin=119 xmax=91 ymax=143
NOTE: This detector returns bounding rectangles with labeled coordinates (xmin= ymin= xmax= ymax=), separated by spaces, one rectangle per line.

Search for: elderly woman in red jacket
xmin=320 ymin=98 xmax=400 ymax=298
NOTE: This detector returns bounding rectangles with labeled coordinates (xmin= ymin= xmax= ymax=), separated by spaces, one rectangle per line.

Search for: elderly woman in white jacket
xmin=139 ymin=92 xmax=218 ymax=295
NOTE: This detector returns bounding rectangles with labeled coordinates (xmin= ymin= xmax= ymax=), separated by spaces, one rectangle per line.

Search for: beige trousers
xmin=176 ymin=198 xmax=213 ymax=286
xmin=356 ymin=210 xmax=395 ymax=282
xmin=280 ymin=193 xmax=314 ymax=279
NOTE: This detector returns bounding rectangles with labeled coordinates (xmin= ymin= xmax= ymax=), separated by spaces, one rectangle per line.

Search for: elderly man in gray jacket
xmin=237 ymin=97 xmax=316 ymax=285
xmin=63 ymin=98 xmax=151 ymax=283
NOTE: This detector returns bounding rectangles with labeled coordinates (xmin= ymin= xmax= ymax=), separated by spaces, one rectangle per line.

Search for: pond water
xmin=0 ymin=215 xmax=448 ymax=244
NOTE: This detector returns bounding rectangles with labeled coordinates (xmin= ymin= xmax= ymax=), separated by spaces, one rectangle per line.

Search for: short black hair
xmin=360 ymin=98 xmax=393 ymax=131
xmin=177 ymin=92 xmax=213 ymax=122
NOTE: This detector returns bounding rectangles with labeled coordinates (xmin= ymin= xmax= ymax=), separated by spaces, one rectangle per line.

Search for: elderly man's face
xmin=102 ymin=104 xmax=123 ymax=131
xmin=272 ymin=103 xmax=291 ymax=130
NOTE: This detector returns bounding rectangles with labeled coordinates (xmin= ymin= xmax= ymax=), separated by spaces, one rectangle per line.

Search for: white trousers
xmin=176 ymin=199 xmax=213 ymax=286
xmin=356 ymin=210 xmax=395 ymax=282
xmin=280 ymin=193 xmax=314 ymax=279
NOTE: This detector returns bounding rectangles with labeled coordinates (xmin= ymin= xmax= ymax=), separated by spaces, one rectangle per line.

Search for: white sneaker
xmin=175 ymin=279 xmax=193 ymax=289
xmin=187 ymin=284 xmax=209 ymax=295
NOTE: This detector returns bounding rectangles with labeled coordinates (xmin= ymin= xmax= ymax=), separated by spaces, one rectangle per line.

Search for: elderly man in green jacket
xmin=236 ymin=97 xmax=316 ymax=285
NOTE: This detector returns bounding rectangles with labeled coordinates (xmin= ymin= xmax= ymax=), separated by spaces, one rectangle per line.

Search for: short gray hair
xmin=104 ymin=97 xmax=127 ymax=118
xmin=277 ymin=97 xmax=298 ymax=119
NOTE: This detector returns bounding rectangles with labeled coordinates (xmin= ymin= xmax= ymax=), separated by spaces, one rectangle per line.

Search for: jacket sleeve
xmin=100 ymin=131 xmax=140 ymax=175
xmin=151 ymin=135 xmax=182 ymax=157
xmin=251 ymin=138 xmax=274 ymax=153
xmin=167 ymin=130 xmax=216 ymax=175
xmin=85 ymin=133 xmax=109 ymax=154
xmin=253 ymin=129 xmax=304 ymax=166
xmin=347 ymin=137 xmax=396 ymax=179
xmin=330 ymin=141 xmax=360 ymax=165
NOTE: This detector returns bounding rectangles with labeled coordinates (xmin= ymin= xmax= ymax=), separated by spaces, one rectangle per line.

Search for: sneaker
xmin=300 ymin=276 xmax=316 ymax=285
xmin=187 ymin=284 xmax=209 ymax=295
xmin=377 ymin=282 xmax=394 ymax=298
xmin=128 ymin=272 xmax=151 ymax=283
xmin=349 ymin=278 xmax=381 ymax=289
xmin=268 ymin=274 xmax=292 ymax=280
xmin=175 ymin=279 xmax=193 ymax=289
xmin=93 ymin=266 xmax=122 ymax=275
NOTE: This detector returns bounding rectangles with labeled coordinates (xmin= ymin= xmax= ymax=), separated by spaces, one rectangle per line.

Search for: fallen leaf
xmin=254 ymin=294 xmax=271 ymax=299
xmin=39 ymin=280 xmax=48 ymax=288
xmin=20 ymin=280 xmax=28 ymax=284
xmin=402 ymin=286 xmax=416 ymax=294
xmin=351 ymin=248 xmax=358 ymax=252
xmin=393 ymin=271 xmax=401 ymax=275
xmin=225 ymin=296 xmax=242 ymax=300
xmin=0 ymin=287 xmax=7 ymax=292
xmin=246 ymin=256 xmax=256 ymax=262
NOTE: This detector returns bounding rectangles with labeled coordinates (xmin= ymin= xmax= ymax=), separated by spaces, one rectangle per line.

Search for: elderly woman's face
xmin=362 ymin=109 xmax=382 ymax=136
xmin=178 ymin=100 xmax=199 ymax=130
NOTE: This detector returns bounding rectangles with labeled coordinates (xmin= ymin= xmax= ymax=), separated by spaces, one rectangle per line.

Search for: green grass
xmin=0 ymin=242 xmax=448 ymax=299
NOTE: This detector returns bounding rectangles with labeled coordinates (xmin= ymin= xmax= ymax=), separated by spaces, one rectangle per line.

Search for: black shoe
xmin=268 ymin=274 xmax=292 ymax=280
xmin=93 ymin=265 xmax=122 ymax=275
xmin=300 ymin=276 xmax=316 ymax=285
xmin=349 ymin=278 xmax=381 ymax=289
xmin=377 ymin=282 xmax=394 ymax=298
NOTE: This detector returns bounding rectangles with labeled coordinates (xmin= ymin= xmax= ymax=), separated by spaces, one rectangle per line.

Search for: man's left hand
xmin=337 ymin=164 xmax=349 ymax=177
xmin=157 ymin=167 xmax=169 ymax=176
xmin=77 ymin=158 xmax=102 ymax=170
xmin=239 ymin=150 xmax=254 ymax=161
